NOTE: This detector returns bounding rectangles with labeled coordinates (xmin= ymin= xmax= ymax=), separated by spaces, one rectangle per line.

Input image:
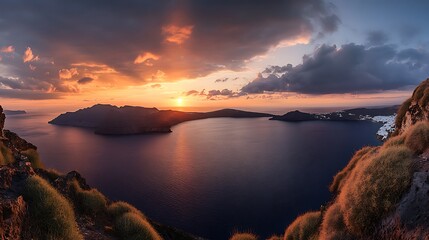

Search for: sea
xmin=4 ymin=110 xmax=382 ymax=239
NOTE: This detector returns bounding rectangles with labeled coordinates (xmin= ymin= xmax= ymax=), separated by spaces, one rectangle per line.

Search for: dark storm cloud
xmin=366 ymin=31 xmax=389 ymax=46
xmin=241 ymin=43 xmax=429 ymax=94
xmin=77 ymin=77 xmax=94 ymax=85
xmin=0 ymin=0 xmax=339 ymax=99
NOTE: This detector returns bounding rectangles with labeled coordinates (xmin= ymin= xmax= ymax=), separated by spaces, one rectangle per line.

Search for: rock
xmin=0 ymin=196 xmax=27 ymax=240
xmin=0 ymin=106 xmax=5 ymax=139
xmin=397 ymin=79 xmax=429 ymax=134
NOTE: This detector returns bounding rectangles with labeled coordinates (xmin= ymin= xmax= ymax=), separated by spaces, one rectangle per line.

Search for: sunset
xmin=1 ymin=1 xmax=429 ymax=240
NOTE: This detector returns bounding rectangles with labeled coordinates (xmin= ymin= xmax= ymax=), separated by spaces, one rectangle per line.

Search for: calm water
xmin=5 ymin=113 xmax=381 ymax=239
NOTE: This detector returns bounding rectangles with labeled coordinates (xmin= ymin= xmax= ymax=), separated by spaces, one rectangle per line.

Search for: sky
xmin=1 ymin=0 xmax=429 ymax=112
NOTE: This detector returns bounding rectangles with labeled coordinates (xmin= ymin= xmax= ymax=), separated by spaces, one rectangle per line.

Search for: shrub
xmin=404 ymin=121 xmax=429 ymax=154
xmin=284 ymin=211 xmax=321 ymax=240
xmin=115 ymin=212 xmax=162 ymax=240
xmin=266 ymin=235 xmax=282 ymax=240
xmin=0 ymin=143 xmax=14 ymax=165
xmin=22 ymin=175 xmax=82 ymax=240
xmin=412 ymin=79 xmax=429 ymax=103
xmin=319 ymin=203 xmax=352 ymax=240
xmin=44 ymin=168 xmax=62 ymax=181
xmin=108 ymin=201 xmax=145 ymax=219
xmin=418 ymin=87 xmax=429 ymax=107
xmin=71 ymin=181 xmax=107 ymax=215
xmin=229 ymin=233 xmax=258 ymax=240
xmin=338 ymin=145 xmax=414 ymax=236
xmin=395 ymin=97 xmax=412 ymax=129
xmin=383 ymin=134 xmax=406 ymax=149
xmin=330 ymin=147 xmax=378 ymax=193
xmin=21 ymin=149 xmax=44 ymax=169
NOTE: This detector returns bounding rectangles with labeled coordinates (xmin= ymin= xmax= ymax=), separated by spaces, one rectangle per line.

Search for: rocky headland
xmin=49 ymin=104 xmax=274 ymax=135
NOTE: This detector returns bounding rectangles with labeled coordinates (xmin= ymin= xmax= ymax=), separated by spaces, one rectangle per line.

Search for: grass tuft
xmin=229 ymin=233 xmax=258 ymax=240
xmin=319 ymin=203 xmax=352 ymax=240
xmin=22 ymin=175 xmax=82 ymax=240
xmin=338 ymin=145 xmax=414 ymax=236
xmin=383 ymin=134 xmax=406 ymax=149
xmin=108 ymin=201 xmax=145 ymax=219
xmin=330 ymin=146 xmax=378 ymax=193
xmin=0 ymin=142 xmax=14 ymax=165
xmin=71 ymin=181 xmax=107 ymax=216
xmin=404 ymin=121 xmax=429 ymax=154
xmin=115 ymin=212 xmax=162 ymax=240
xmin=21 ymin=149 xmax=44 ymax=169
xmin=284 ymin=211 xmax=321 ymax=240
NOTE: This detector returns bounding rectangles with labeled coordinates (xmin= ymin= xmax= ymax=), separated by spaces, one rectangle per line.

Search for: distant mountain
xmin=49 ymin=104 xmax=274 ymax=135
xmin=270 ymin=106 xmax=398 ymax=122
xmin=4 ymin=110 xmax=27 ymax=115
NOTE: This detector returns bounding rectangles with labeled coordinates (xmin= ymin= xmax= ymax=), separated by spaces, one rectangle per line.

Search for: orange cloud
xmin=23 ymin=47 xmax=39 ymax=63
xmin=134 ymin=52 xmax=160 ymax=65
xmin=59 ymin=68 xmax=79 ymax=79
xmin=0 ymin=45 xmax=14 ymax=53
xmin=162 ymin=25 xmax=193 ymax=44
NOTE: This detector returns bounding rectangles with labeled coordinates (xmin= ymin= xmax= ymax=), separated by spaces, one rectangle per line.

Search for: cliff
xmin=49 ymin=104 xmax=274 ymax=135
xmin=274 ymin=79 xmax=429 ymax=240
xmin=0 ymin=107 xmax=202 ymax=240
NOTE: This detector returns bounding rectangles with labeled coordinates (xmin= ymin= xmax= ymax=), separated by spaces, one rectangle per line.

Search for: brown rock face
xmin=0 ymin=196 xmax=27 ymax=240
xmin=397 ymin=79 xmax=429 ymax=134
xmin=0 ymin=106 xmax=5 ymax=139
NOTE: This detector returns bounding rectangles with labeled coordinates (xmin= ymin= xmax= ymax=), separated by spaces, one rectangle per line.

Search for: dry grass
xmin=71 ymin=181 xmax=107 ymax=216
xmin=284 ymin=211 xmax=321 ymax=240
xmin=115 ymin=212 xmax=162 ymax=240
xmin=383 ymin=134 xmax=406 ymax=149
xmin=338 ymin=145 xmax=414 ymax=236
xmin=21 ymin=149 xmax=44 ymax=169
xmin=229 ymin=233 xmax=258 ymax=240
xmin=0 ymin=143 xmax=14 ymax=165
xmin=404 ymin=121 xmax=429 ymax=154
xmin=108 ymin=201 xmax=145 ymax=219
xmin=266 ymin=235 xmax=282 ymax=240
xmin=319 ymin=203 xmax=353 ymax=240
xmin=330 ymin=147 xmax=378 ymax=193
xmin=44 ymin=168 xmax=62 ymax=181
xmin=22 ymin=175 xmax=82 ymax=240
xmin=395 ymin=97 xmax=412 ymax=129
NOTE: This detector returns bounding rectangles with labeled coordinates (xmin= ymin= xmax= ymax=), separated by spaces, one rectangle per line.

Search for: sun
xmin=176 ymin=97 xmax=184 ymax=106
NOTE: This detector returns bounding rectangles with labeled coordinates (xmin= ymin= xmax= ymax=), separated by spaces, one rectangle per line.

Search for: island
xmin=49 ymin=104 xmax=274 ymax=135
xmin=4 ymin=110 xmax=27 ymax=115
xmin=271 ymin=106 xmax=399 ymax=140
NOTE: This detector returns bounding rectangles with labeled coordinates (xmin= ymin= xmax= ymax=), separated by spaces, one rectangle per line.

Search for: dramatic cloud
xmin=0 ymin=46 xmax=14 ymax=53
xmin=186 ymin=88 xmax=242 ymax=99
xmin=77 ymin=77 xmax=94 ymax=85
xmin=242 ymin=43 xmax=429 ymax=94
xmin=22 ymin=47 xmax=39 ymax=63
xmin=162 ymin=25 xmax=194 ymax=44
xmin=134 ymin=52 xmax=160 ymax=65
xmin=0 ymin=0 xmax=339 ymax=99
xmin=59 ymin=68 xmax=79 ymax=79
xmin=367 ymin=31 xmax=389 ymax=46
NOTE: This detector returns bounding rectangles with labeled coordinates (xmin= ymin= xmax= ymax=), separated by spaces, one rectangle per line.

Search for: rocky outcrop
xmin=0 ymin=106 xmax=5 ymax=140
xmin=396 ymin=79 xmax=429 ymax=134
